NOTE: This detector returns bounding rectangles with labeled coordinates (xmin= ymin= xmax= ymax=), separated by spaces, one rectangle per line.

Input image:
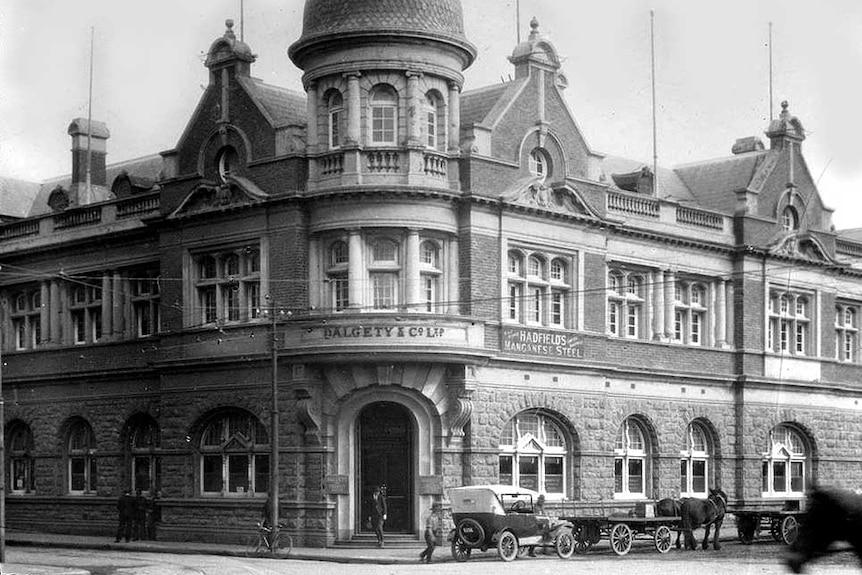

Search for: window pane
xmin=255 ymin=454 xmax=270 ymax=494
xmin=790 ymin=461 xmax=804 ymax=492
xmin=544 ymin=457 xmax=563 ymax=493
xmin=762 ymin=461 xmax=769 ymax=492
xmin=499 ymin=455 xmax=513 ymax=485
xmin=773 ymin=461 xmax=787 ymax=492
xmin=203 ymin=455 xmax=222 ymax=493
xmin=519 ymin=456 xmax=538 ymax=491
xmin=614 ymin=458 xmax=623 ymax=493
xmin=228 ymin=454 xmax=249 ymax=493
xmin=680 ymin=459 xmax=688 ymax=493
xmin=70 ymin=458 xmax=85 ymax=491
xmin=134 ymin=456 xmax=151 ymax=491
xmin=692 ymin=460 xmax=706 ymax=493
xmin=628 ymin=459 xmax=643 ymax=493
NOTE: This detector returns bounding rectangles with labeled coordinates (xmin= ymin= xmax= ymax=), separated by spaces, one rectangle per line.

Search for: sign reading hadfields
xmin=502 ymin=327 xmax=584 ymax=359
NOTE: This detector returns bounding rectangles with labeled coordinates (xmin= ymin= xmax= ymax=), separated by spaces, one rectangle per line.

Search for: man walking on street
xmin=114 ymin=490 xmax=134 ymax=543
xmin=419 ymin=502 xmax=442 ymax=563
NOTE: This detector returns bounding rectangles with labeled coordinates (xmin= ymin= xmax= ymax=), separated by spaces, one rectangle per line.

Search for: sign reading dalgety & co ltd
xmin=502 ymin=327 xmax=584 ymax=359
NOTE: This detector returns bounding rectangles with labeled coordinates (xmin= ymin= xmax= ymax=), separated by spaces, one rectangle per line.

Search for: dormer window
xmin=217 ymin=147 xmax=239 ymax=183
xmin=782 ymin=206 xmax=799 ymax=231
xmin=529 ymin=149 xmax=548 ymax=182
xmin=370 ymin=85 xmax=398 ymax=145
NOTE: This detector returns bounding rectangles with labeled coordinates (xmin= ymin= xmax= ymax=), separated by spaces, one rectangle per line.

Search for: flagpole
xmin=768 ymin=22 xmax=774 ymax=119
xmin=650 ymin=10 xmax=658 ymax=196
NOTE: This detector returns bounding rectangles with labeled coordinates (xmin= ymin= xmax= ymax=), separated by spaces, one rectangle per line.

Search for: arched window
xmin=506 ymin=251 xmax=524 ymax=321
xmin=370 ymin=238 xmax=400 ymax=310
xmin=327 ymin=240 xmax=349 ymax=312
xmin=499 ymin=411 xmax=567 ymax=496
xmin=762 ymin=424 xmax=807 ymax=497
xmin=8 ymin=421 xmax=35 ymax=494
xmin=425 ymin=94 xmax=438 ymax=149
xmin=199 ymin=410 xmax=270 ymax=496
xmin=370 ymin=85 xmax=398 ymax=145
xmin=782 ymin=206 xmax=799 ymax=231
xmin=128 ymin=415 xmax=160 ymax=494
xmin=614 ymin=417 xmax=649 ymax=498
xmin=836 ymin=304 xmax=859 ymax=362
xmin=680 ymin=422 xmax=710 ymax=497
xmin=529 ymin=149 xmax=549 ymax=181
xmin=674 ymin=282 xmax=708 ymax=346
xmin=327 ymin=90 xmax=344 ymax=148
xmin=67 ymin=418 xmax=97 ymax=494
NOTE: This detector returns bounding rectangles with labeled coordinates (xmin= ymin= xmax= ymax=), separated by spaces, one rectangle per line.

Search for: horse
xmin=656 ymin=497 xmax=686 ymax=549
xmin=679 ymin=488 xmax=727 ymax=550
xmin=786 ymin=486 xmax=862 ymax=573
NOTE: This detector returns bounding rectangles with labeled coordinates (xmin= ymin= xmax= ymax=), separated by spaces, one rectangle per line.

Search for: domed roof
xmin=290 ymin=0 xmax=475 ymax=68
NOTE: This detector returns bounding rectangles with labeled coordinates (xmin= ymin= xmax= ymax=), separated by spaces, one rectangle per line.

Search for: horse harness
xmin=707 ymin=492 xmax=727 ymax=519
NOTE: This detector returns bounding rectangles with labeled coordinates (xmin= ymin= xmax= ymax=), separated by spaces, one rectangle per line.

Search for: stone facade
xmin=2 ymin=0 xmax=862 ymax=548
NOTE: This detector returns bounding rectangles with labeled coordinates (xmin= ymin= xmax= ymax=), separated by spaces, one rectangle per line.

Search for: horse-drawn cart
xmin=563 ymin=513 xmax=679 ymax=556
xmin=732 ymin=500 xmax=804 ymax=546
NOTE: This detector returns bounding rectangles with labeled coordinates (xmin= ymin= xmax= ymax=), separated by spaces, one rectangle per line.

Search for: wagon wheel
xmin=654 ymin=525 xmax=673 ymax=554
xmin=497 ymin=530 xmax=519 ymax=562
xmin=781 ymin=515 xmax=799 ymax=546
xmin=737 ymin=515 xmax=757 ymax=545
xmin=456 ymin=518 xmax=486 ymax=548
xmin=770 ymin=518 xmax=783 ymax=542
xmin=555 ymin=529 xmax=575 ymax=559
xmin=610 ymin=523 xmax=633 ymax=556
xmin=573 ymin=524 xmax=592 ymax=554
xmin=451 ymin=536 xmax=472 ymax=562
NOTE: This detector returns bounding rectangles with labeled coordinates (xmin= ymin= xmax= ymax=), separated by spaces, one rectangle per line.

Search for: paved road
xmin=4 ymin=540 xmax=860 ymax=575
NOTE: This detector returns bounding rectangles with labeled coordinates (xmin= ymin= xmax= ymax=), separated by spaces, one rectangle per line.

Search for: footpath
xmin=2 ymin=530 xmax=457 ymax=574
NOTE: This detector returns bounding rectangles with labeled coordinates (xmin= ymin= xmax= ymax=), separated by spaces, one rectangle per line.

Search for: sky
xmin=2 ymin=1 xmax=862 ymax=228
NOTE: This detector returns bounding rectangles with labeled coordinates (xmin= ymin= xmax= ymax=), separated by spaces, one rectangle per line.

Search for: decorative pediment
xmin=169 ymin=174 xmax=267 ymax=219
xmin=768 ymin=232 xmax=835 ymax=263
xmin=502 ymin=177 xmax=595 ymax=217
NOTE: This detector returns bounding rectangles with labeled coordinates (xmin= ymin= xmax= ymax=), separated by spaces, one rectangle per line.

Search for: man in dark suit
xmin=370 ymin=485 xmax=388 ymax=548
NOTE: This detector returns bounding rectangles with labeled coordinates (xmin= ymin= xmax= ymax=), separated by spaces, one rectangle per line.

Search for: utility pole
xmin=1 ymin=266 xmax=5 ymax=563
xmin=270 ymin=304 xmax=279 ymax=541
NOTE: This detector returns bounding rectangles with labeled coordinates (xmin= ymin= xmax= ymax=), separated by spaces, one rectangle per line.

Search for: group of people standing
xmin=115 ymin=488 xmax=160 ymax=542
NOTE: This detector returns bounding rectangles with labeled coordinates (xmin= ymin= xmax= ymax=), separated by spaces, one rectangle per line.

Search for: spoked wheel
xmin=272 ymin=532 xmax=293 ymax=556
xmin=245 ymin=534 xmax=264 ymax=557
xmin=781 ymin=516 xmax=799 ymax=546
xmin=610 ymin=523 xmax=633 ymax=556
xmin=654 ymin=525 xmax=673 ymax=553
xmin=497 ymin=530 xmax=519 ymax=562
xmin=451 ymin=537 xmax=472 ymax=562
xmin=555 ymin=529 xmax=575 ymax=559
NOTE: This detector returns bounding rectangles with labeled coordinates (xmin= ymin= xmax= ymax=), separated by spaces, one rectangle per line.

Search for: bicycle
xmin=245 ymin=521 xmax=293 ymax=557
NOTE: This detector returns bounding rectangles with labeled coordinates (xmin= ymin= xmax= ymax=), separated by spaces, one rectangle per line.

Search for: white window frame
xmin=614 ymin=417 xmax=648 ymax=499
xmin=836 ymin=304 xmax=859 ymax=362
xmin=200 ymin=411 xmax=270 ymax=497
xmin=370 ymin=85 xmax=398 ymax=145
xmin=499 ymin=412 xmax=567 ymax=498
xmin=608 ymin=270 xmax=644 ymax=339
xmin=680 ymin=422 xmax=709 ymax=498
xmin=762 ymin=425 xmax=807 ymax=498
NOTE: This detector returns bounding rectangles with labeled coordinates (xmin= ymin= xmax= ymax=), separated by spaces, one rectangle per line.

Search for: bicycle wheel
xmin=245 ymin=534 xmax=264 ymax=557
xmin=273 ymin=532 xmax=293 ymax=556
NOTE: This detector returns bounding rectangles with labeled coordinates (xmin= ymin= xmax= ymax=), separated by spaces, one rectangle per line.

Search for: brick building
xmin=2 ymin=0 xmax=862 ymax=546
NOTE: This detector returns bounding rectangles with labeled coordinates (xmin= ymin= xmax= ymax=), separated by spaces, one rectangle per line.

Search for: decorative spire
xmin=529 ymin=17 xmax=540 ymax=41
xmin=224 ymin=19 xmax=236 ymax=40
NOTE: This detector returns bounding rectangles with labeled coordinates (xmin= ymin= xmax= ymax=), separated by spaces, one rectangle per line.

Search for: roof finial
xmin=780 ymin=100 xmax=789 ymax=119
xmin=529 ymin=17 xmax=540 ymax=39
xmin=225 ymin=19 xmax=236 ymax=40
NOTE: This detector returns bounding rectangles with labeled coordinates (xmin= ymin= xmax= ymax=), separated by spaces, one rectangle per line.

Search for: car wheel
xmin=555 ymin=529 xmax=575 ymax=559
xmin=497 ymin=530 xmax=519 ymax=562
xmin=451 ymin=536 xmax=472 ymax=562
xmin=456 ymin=518 xmax=486 ymax=548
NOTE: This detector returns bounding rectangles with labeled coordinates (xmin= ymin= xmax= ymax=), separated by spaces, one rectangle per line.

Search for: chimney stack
xmin=68 ymin=118 xmax=110 ymax=205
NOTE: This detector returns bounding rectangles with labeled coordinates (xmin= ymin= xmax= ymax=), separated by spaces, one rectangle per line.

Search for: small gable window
xmin=782 ymin=206 xmax=799 ymax=231
xmin=217 ymin=147 xmax=239 ymax=183
xmin=529 ymin=149 xmax=549 ymax=182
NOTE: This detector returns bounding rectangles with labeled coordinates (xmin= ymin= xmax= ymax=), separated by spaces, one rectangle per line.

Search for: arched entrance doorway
xmin=358 ymin=402 xmax=413 ymax=533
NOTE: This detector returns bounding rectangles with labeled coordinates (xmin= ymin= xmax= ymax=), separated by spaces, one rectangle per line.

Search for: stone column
xmin=447 ymin=82 xmax=461 ymax=152
xmin=40 ymin=281 xmax=50 ymax=344
xmin=101 ymin=272 xmax=113 ymax=340
xmin=345 ymin=72 xmax=361 ymax=146
xmin=447 ymin=238 xmax=459 ymax=315
xmin=652 ymin=270 xmax=665 ymax=340
xmin=406 ymin=71 xmax=423 ymax=146
xmin=306 ymin=82 xmax=319 ymax=152
xmin=50 ymin=280 xmax=62 ymax=344
xmin=716 ymin=279 xmax=728 ymax=347
xmin=664 ymin=270 xmax=675 ymax=340
xmin=348 ymin=229 xmax=363 ymax=310
xmin=406 ymin=229 xmax=421 ymax=310
xmin=113 ymin=272 xmax=124 ymax=337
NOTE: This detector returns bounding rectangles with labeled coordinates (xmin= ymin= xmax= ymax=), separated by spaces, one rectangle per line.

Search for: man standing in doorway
xmin=370 ymin=485 xmax=388 ymax=548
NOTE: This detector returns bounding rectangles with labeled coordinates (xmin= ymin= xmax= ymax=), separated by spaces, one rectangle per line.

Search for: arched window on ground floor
xmin=498 ymin=410 xmax=568 ymax=497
